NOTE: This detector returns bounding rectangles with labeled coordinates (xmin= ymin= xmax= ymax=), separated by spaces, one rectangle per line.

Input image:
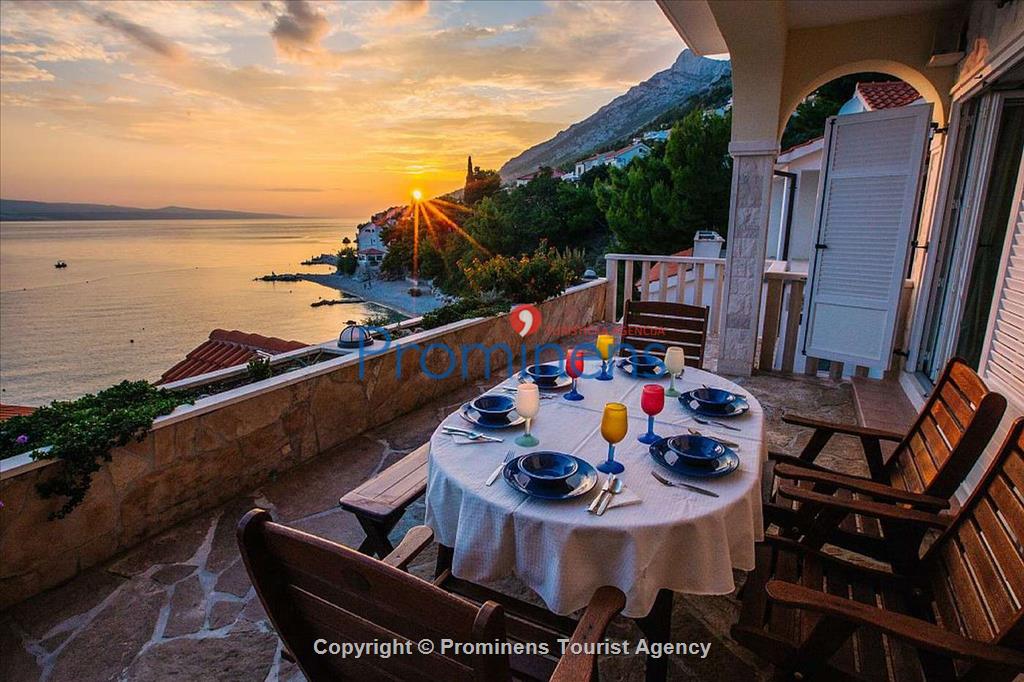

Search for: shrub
xmin=420 ymin=296 xmax=511 ymax=330
xmin=464 ymin=244 xmax=582 ymax=304
xmin=0 ymin=381 xmax=188 ymax=518
xmin=336 ymin=247 xmax=358 ymax=276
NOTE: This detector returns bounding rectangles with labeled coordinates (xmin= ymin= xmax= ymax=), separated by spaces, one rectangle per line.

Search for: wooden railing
xmin=604 ymin=254 xmax=726 ymax=329
xmin=605 ymin=253 xmax=813 ymax=375
xmin=758 ymin=271 xmax=807 ymax=373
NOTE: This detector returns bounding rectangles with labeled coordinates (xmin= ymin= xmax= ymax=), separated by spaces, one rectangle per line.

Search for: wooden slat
xmin=916 ymin=416 xmax=946 ymax=482
xmin=823 ymin=567 xmax=856 ymax=672
xmin=769 ymin=547 xmax=800 ymax=643
xmin=760 ymin=278 xmax=783 ymax=371
xmin=640 ymin=261 xmax=651 ymax=301
xmin=623 ymin=259 xmax=634 ymax=306
xmin=974 ymin=496 xmax=1024 ymax=608
xmin=693 ymin=263 xmax=705 ymax=308
xmin=938 ymin=382 xmax=973 ymax=428
xmin=782 ymin=280 xmax=805 ymax=374
xmin=712 ymin=263 xmax=725 ymax=333
xmin=674 ymin=262 xmax=686 ymax=304
xmin=989 ymin=475 xmax=1024 ymax=545
xmin=957 ymin=520 xmax=1017 ymax=630
xmin=939 ymin=541 xmax=994 ymax=640
xmin=605 ymin=257 xmax=618 ymax=322
xmin=879 ymin=583 xmax=926 ymax=682
xmin=849 ymin=578 xmax=887 ymax=680
xmin=658 ymin=259 xmax=668 ymax=302
xmin=948 ymin=361 xmax=987 ymax=406
xmin=623 ymin=312 xmax=707 ymax=332
xmin=341 ymin=444 xmax=429 ymax=520
xmin=799 ymin=551 xmax=824 ymax=641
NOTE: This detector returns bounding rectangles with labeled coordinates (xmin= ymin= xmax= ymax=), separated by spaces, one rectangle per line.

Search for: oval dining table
xmin=424 ymin=359 xmax=766 ymax=679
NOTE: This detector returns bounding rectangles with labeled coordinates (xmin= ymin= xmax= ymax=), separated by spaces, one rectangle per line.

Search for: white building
xmin=356 ymin=222 xmax=386 ymax=266
xmin=574 ymin=140 xmax=652 ymax=177
xmin=642 ymin=129 xmax=672 ymax=143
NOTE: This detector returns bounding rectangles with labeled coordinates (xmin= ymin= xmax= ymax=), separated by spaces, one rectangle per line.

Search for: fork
xmin=486 ymin=450 xmax=516 ymax=486
xmin=650 ymin=470 xmax=719 ymax=497
xmin=442 ymin=427 xmax=503 ymax=442
xmin=689 ymin=415 xmax=741 ymax=432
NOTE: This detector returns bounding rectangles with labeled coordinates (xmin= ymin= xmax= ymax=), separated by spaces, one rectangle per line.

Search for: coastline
xmin=296 ymin=271 xmax=445 ymax=319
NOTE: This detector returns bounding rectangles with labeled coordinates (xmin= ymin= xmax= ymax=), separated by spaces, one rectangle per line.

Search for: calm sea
xmin=0 ymin=218 xmax=393 ymax=406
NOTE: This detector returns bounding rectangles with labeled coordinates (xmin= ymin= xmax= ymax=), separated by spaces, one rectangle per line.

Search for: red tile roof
xmin=0 ymin=404 xmax=36 ymax=421
xmin=359 ymin=248 xmax=386 ymax=255
xmin=158 ymin=329 xmax=307 ymax=384
xmin=647 ymin=248 xmax=693 ymax=282
xmin=857 ymin=81 xmax=921 ymax=111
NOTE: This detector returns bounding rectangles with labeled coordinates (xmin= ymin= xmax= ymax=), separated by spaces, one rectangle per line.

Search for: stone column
xmin=717 ymin=142 xmax=778 ymax=376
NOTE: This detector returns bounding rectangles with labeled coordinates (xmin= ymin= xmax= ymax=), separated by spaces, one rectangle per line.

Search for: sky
xmin=0 ymin=0 xmax=684 ymax=217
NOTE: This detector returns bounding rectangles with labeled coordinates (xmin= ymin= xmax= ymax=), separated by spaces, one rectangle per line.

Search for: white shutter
xmin=803 ymin=105 xmax=933 ymax=371
xmin=980 ymin=159 xmax=1024 ymax=402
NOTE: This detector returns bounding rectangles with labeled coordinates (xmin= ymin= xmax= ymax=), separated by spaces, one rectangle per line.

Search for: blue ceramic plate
xmin=460 ymin=403 xmax=526 ymax=429
xmin=616 ymin=356 xmax=668 ymax=378
xmin=503 ymin=454 xmax=598 ymax=500
xmin=649 ymin=438 xmax=740 ymax=478
xmin=470 ymin=394 xmax=516 ymax=425
xmin=679 ymin=390 xmax=750 ymax=418
xmin=518 ymin=451 xmax=579 ymax=482
xmin=665 ymin=434 xmax=727 ymax=465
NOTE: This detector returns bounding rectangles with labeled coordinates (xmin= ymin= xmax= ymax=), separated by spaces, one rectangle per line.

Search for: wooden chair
xmin=734 ymin=418 xmax=1024 ymax=681
xmin=339 ymin=442 xmax=429 ymax=557
xmin=763 ymin=358 xmax=1006 ymax=568
xmin=237 ymin=509 xmax=626 ymax=682
xmin=618 ymin=300 xmax=708 ymax=368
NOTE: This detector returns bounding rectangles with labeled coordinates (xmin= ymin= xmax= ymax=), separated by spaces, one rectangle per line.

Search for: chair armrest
xmin=382 ymin=525 xmax=434 ymax=570
xmin=777 ymin=485 xmax=951 ymax=529
xmin=774 ymin=463 xmax=950 ymax=511
xmin=550 ymin=586 xmax=626 ymax=682
xmin=782 ymin=413 xmax=905 ymax=442
xmin=766 ymin=580 xmax=1024 ymax=670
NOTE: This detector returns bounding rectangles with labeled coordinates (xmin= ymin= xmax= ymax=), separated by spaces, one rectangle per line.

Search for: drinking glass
xmin=564 ymin=347 xmax=585 ymax=401
xmin=638 ymin=384 xmax=665 ymax=444
xmin=664 ymin=347 xmax=686 ymax=398
xmin=596 ymin=334 xmax=615 ymax=381
xmin=515 ymin=383 xmax=540 ymax=447
xmin=598 ymin=402 xmax=628 ymax=473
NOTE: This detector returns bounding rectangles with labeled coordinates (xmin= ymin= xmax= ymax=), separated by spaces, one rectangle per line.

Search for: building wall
xmin=0 ymin=281 xmax=607 ymax=608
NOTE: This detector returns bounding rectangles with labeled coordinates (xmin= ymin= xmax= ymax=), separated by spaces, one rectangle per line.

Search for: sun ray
xmin=431 ymin=198 xmax=475 ymax=214
xmin=421 ymin=200 xmax=490 ymax=256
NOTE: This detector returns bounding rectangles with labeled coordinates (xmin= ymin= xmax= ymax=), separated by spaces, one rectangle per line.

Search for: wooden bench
xmin=339 ymin=442 xmax=430 ymax=557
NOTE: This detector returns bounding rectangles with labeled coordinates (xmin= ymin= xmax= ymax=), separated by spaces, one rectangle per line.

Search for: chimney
xmin=693 ymin=230 xmax=725 ymax=259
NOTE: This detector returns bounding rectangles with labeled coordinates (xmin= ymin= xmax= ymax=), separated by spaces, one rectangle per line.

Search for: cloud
xmin=94 ymin=11 xmax=186 ymax=62
xmin=266 ymin=187 xmax=324 ymax=192
xmin=270 ymin=0 xmax=332 ymax=62
xmin=0 ymin=54 xmax=55 ymax=82
xmin=384 ymin=0 xmax=429 ymax=24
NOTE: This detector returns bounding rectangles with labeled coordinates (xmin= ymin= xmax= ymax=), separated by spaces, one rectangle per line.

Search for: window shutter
xmin=803 ymin=105 xmax=933 ymax=371
xmin=980 ymin=162 xmax=1024 ymax=402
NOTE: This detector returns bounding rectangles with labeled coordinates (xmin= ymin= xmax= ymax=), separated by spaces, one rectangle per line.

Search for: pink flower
xmin=15 ymin=434 xmax=29 ymax=445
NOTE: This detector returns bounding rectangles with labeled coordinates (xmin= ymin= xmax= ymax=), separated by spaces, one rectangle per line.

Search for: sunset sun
xmin=411 ymin=189 xmax=423 ymax=202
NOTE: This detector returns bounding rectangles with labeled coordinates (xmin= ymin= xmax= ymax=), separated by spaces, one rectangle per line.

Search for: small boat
xmin=54 ymin=260 xmax=67 ymax=268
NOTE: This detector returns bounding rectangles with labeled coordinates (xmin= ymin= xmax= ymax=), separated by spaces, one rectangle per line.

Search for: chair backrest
xmin=884 ymin=358 xmax=1006 ymax=499
xmin=619 ymin=299 xmax=708 ymax=368
xmin=237 ymin=509 xmax=510 ymax=682
xmin=921 ymin=418 xmax=1024 ymax=675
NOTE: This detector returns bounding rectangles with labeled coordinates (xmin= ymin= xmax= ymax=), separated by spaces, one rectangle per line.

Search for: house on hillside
xmin=514 ymin=169 xmax=567 ymax=187
xmin=356 ymin=222 xmax=386 ymax=266
xmin=573 ymin=140 xmax=652 ymax=177
xmin=766 ymin=81 xmax=927 ymax=266
xmin=642 ymin=129 xmax=672 ymax=143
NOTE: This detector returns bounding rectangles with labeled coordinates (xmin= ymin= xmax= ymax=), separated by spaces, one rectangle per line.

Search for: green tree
xmin=665 ymin=109 xmax=732 ymax=237
xmin=336 ymin=246 xmax=358 ymax=276
xmin=463 ymin=167 xmax=502 ymax=205
xmin=595 ymin=153 xmax=681 ymax=254
xmin=781 ymin=72 xmax=892 ymax=149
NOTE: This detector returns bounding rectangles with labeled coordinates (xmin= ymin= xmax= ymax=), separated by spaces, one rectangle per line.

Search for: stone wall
xmin=0 ymin=281 xmax=606 ymax=608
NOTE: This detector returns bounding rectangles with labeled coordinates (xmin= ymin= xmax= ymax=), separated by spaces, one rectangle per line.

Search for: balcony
xmin=0 ymin=271 xmax=882 ymax=680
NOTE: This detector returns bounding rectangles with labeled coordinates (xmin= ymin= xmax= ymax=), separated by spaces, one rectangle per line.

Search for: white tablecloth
xmin=424 ymin=361 xmax=766 ymax=618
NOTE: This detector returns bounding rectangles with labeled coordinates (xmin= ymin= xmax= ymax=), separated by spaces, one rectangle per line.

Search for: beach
xmin=297 ymin=271 xmax=445 ymax=319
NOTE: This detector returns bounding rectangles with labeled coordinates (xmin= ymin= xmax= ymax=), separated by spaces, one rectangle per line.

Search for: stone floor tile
xmin=123 ymin=621 xmax=276 ymax=682
xmin=150 ymin=563 xmax=198 ymax=586
xmin=163 ymin=575 xmax=205 ymax=638
xmin=7 ymin=568 xmax=125 ymax=640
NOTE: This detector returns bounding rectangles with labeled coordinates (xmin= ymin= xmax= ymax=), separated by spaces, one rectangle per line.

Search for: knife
xmin=588 ymin=475 xmax=616 ymax=513
xmin=596 ymin=477 xmax=623 ymax=515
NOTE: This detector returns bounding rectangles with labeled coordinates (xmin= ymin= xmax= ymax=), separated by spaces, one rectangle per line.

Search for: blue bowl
xmin=628 ymin=354 xmax=660 ymax=369
xmin=524 ymin=364 xmax=562 ymax=387
xmin=690 ymin=387 xmax=737 ymax=411
xmin=665 ymin=434 xmax=725 ymax=466
xmin=517 ymin=451 xmax=579 ymax=483
xmin=470 ymin=394 xmax=516 ymax=424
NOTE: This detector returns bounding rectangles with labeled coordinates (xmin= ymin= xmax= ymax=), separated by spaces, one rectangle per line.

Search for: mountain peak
xmin=499 ymin=50 xmax=730 ymax=181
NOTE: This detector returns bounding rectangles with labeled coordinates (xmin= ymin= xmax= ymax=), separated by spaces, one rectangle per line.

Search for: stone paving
xmin=0 ymin=371 xmax=865 ymax=682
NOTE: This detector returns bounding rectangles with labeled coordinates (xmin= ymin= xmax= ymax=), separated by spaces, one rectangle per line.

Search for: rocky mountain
xmin=499 ymin=50 xmax=730 ymax=181
xmin=0 ymin=199 xmax=296 ymax=221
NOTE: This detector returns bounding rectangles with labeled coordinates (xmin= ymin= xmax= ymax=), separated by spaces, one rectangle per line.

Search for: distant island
xmin=0 ymin=199 xmax=299 ymax=222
